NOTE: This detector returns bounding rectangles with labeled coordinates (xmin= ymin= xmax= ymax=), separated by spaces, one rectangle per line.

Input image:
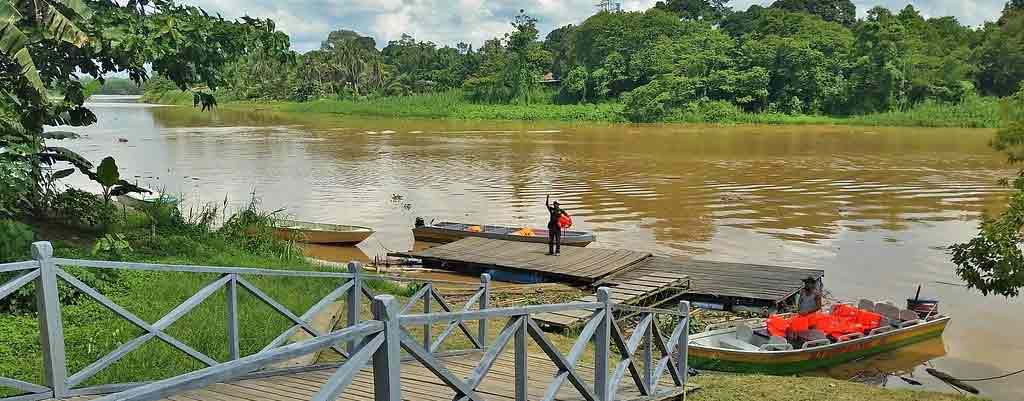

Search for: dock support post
xmin=678 ymin=300 xmax=690 ymax=393
xmin=372 ymin=295 xmax=401 ymax=401
xmin=478 ymin=273 xmax=490 ymax=349
xmin=33 ymin=241 xmax=67 ymax=398
xmin=347 ymin=262 xmax=363 ymax=355
xmin=595 ymin=287 xmax=611 ymax=401
xmin=514 ymin=315 xmax=528 ymax=401
xmin=226 ymin=273 xmax=240 ymax=360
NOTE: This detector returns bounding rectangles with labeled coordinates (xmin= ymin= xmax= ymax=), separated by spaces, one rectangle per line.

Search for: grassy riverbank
xmin=142 ymin=89 xmax=1002 ymax=128
xmin=0 ymin=199 xmax=413 ymax=395
xmin=689 ymin=374 xmax=976 ymax=401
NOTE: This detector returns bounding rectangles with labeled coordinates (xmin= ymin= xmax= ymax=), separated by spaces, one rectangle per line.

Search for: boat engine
xmin=415 ymin=217 xmax=425 ymax=227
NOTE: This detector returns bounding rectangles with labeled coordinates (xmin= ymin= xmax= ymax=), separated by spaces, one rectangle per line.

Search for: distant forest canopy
xmin=85 ymin=78 xmax=145 ymax=96
xmin=146 ymin=0 xmax=1024 ymax=121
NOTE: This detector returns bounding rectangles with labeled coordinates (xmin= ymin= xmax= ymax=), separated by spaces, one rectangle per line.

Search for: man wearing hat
xmin=797 ymin=276 xmax=823 ymax=315
xmin=545 ymin=195 xmax=569 ymax=256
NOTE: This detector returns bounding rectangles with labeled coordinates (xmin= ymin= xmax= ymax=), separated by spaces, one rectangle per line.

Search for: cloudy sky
xmin=183 ymin=0 xmax=1011 ymax=52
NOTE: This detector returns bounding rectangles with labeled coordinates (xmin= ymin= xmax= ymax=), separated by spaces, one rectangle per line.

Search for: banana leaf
xmin=0 ymin=1 xmax=44 ymax=92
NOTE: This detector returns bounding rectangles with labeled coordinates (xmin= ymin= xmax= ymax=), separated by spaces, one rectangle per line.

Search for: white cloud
xmin=180 ymin=0 xmax=1009 ymax=51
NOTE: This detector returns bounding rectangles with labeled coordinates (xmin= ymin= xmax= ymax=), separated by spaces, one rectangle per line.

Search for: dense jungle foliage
xmin=146 ymin=0 xmax=1024 ymax=124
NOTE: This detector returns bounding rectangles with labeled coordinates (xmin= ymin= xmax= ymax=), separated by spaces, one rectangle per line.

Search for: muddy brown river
xmin=60 ymin=96 xmax=1023 ymax=400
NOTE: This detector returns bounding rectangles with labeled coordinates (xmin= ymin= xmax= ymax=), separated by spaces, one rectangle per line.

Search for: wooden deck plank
xmin=607 ymin=256 xmax=824 ymax=304
xmin=43 ymin=348 xmax=689 ymax=401
xmin=403 ymin=238 xmax=650 ymax=283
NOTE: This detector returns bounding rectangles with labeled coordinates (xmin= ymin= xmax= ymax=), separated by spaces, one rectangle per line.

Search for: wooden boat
xmin=117 ymin=191 xmax=180 ymax=209
xmin=413 ymin=221 xmax=596 ymax=246
xmin=274 ymin=220 xmax=374 ymax=245
xmin=687 ymin=304 xmax=950 ymax=374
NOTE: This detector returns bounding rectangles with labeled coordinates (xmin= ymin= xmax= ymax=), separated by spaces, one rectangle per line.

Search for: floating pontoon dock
xmin=396 ymin=238 xmax=825 ymax=330
xmin=395 ymin=237 xmax=650 ymax=284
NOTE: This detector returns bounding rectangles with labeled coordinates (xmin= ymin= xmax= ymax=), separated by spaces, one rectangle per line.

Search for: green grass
xmin=690 ymin=373 xmax=980 ymax=401
xmin=0 ymin=200 xmax=415 ymax=395
xmin=266 ymin=91 xmax=626 ymax=122
xmin=144 ymin=88 xmax=1003 ymax=128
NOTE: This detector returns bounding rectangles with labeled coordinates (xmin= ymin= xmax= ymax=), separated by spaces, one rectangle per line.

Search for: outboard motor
xmin=415 ymin=217 xmax=425 ymax=227
xmin=907 ymin=285 xmax=939 ymax=318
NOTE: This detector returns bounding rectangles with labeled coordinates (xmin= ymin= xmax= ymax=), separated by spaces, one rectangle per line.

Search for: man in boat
xmin=545 ymin=195 xmax=569 ymax=256
xmin=796 ymin=276 xmax=823 ymax=315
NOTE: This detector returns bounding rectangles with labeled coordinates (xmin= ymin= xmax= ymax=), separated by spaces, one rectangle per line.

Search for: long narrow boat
xmin=117 ymin=190 xmax=180 ymax=209
xmin=413 ymin=221 xmax=596 ymax=246
xmin=688 ymin=308 xmax=950 ymax=374
xmin=274 ymin=220 xmax=374 ymax=245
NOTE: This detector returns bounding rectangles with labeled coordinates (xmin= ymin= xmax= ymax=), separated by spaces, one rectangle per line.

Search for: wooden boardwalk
xmin=536 ymin=257 xmax=825 ymax=329
xmin=397 ymin=238 xmax=650 ymax=284
xmin=535 ymin=271 xmax=690 ymax=329
xmin=47 ymin=353 xmax=689 ymax=401
xmin=606 ymin=257 xmax=825 ymax=310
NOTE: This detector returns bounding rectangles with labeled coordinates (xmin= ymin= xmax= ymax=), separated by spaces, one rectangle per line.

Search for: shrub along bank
xmin=143 ymin=89 xmax=1002 ymax=128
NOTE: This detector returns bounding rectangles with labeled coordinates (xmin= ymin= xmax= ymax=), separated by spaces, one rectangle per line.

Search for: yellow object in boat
xmin=513 ymin=228 xmax=535 ymax=237
xmin=467 ymin=225 xmax=483 ymax=232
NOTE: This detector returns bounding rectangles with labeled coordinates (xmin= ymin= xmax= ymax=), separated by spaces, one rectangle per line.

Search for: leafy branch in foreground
xmin=0 ymin=0 xmax=290 ymax=219
xmin=951 ymin=87 xmax=1024 ymax=297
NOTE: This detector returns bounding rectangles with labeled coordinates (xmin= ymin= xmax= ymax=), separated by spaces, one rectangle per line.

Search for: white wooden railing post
xmin=514 ymin=315 xmax=527 ymax=401
xmin=595 ymin=287 xmax=611 ymax=401
xmin=478 ymin=273 xmax=490 ymax=349
xmin=226 ymin=273 xmax=240 ymax=360
xmin=371 ymin=295 xmax=401 ymax=401
xmin=644 ymin=313 xmax=654 ymax=391
xmin=422 ymin=282 xmax=432 ymax=350
xmin=347 ymin=262 xmax=363 ymax=355
xmin=677 ymin=301 xmax=690 ymax=392
xmin=33 ymin=241 xmax=67 ymax=398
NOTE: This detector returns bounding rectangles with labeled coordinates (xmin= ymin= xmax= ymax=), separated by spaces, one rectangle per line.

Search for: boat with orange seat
xmin=688 ymin=299 xmax=950 ymax=374
xmin=412 ymin=220 xmax=596 ymax=246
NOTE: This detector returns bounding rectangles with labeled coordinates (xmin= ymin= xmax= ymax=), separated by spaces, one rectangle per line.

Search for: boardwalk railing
xmin=0 ymin=241 xmax=690 ymax=401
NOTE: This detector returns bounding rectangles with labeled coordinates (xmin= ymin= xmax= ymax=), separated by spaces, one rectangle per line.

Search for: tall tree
xmin=544 ymin=24 xmax=576 ymax=78
xmin=463 ymin=10 xmax=549 ymax=104
xmin=653 ymin=0 xmax=731 ymax=22
xmin=770 ymin=0 xmax=856 ymax=26
xmin=978 ymin=4 xmax=1024 ymax=96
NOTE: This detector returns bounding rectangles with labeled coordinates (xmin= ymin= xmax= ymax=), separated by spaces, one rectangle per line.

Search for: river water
xmin=59 ymin=96 xmax=1023 ymax=400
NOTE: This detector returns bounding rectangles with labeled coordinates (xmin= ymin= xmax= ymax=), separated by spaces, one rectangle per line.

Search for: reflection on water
xmin=811 ymin=338 xmax=949 ymax=389
xmin=55 ymin=97 xmax=1023 ymax=400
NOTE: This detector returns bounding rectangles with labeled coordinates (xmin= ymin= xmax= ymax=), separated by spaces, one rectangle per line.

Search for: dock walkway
xmin=607 ymin=257 xmax=825 ymax=310
xmin=535 ymin=271 xmax=690 ymax=329
xmin=537 ymin=256 xmax=824 ymax=330
xmin=45 ymin=352 xmax=688 ymax=401
xmin=397 ymin=237 xmax=650 ymax=284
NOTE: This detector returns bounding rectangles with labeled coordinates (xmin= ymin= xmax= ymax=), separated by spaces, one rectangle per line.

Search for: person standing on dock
xmin=797 ymin=276 xmax=823 ymax=315
xmin=546 ymin=195 xmax=569 ymax=256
